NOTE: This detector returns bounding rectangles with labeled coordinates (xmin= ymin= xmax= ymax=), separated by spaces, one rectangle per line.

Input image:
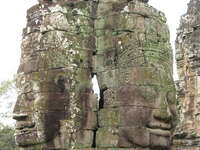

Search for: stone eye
xmin=140 ymin=86 xmax=157 ymax=101
xmin=55 ymin=75 xmax=66 ymax=93
xmin=166 ymin=90 xmax=176 ymax=105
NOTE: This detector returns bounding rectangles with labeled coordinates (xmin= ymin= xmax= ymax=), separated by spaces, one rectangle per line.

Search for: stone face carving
xmin=94 ymin=1 xmax=176 ymax=149
xmin=13 ymin=0 xmax=176 ymax=149
xmin=13 ymin=1 xmax=97 ymax=149
xmin=174 ymin=0 xmax=200 ymax=149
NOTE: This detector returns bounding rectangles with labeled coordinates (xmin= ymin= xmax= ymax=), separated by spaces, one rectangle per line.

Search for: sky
xmin=0 ymin=0 xmax=190 ymax=125
xmin=150 ymin=0 xmax=189 ymax=46
xmin=0 ymin=0 xmax=190 ymax=82
xmin=149 ymin=0 xmax=190 ymax=80
xmin=0 ymin=1 xmax=38 ymax=81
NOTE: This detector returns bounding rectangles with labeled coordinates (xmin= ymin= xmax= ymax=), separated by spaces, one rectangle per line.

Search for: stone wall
xmin=13 ymin=0 xmax=176 ymax=150
xmin=174 ymin=0 xmax=200 ymax=149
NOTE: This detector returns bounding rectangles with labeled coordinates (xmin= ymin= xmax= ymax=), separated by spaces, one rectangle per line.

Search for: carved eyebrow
xmin=136 ymin=86 xmax=157 ymax=100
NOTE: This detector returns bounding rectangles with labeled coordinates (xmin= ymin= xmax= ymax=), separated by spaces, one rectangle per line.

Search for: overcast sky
xmin=0 ymin=0 xmax=190 ymax=82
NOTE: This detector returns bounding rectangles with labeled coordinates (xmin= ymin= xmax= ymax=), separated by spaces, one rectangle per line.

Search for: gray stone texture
xmin=13 ymin=0 xmax=176 ymax=150
xmin=174 ymin=0 xmax=200 ymax=149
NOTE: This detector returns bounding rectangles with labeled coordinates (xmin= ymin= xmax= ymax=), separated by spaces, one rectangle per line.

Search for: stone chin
xmin=147 ymin=121 xmax=172 ymax=149
xmin=119 ymin=124 xmax=172 ymax=149
xmin=15 ymin=129 xmax=47 ymax=147
xmin=149 ymin=130 xmax=171 ymax=149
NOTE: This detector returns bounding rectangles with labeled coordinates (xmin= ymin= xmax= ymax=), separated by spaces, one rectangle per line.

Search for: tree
xmin=0 ymin=80 xmax=15 ymax=97
xmin=0 ymin=79 xmax=17 ymax=123
xmin=0 ymin=123 xmax=19 ymax=150
xmin=0 ymin=80 xmax=19 ymax=149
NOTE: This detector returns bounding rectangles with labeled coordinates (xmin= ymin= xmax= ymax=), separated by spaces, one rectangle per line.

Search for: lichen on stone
xmin=13 ymin=0 xmax=177 ymax=150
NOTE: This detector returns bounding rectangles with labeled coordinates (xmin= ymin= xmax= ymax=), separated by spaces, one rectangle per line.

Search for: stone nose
xmin=12 ymin=94 xmax=29 ymax=121
xmin=153 ymin=108 xmax=172 ymax=123
xmin=12 ymin=113 xmax=28 ymax=121
xmin=152 ymin=96 xmax=172 ymax=123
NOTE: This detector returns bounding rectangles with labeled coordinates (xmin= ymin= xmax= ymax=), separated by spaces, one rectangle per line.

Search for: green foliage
xmin=0 ymin=79 xmax=18 ymax=149
xmin=0 ymin=80 xmax=15 ymax=97
xmin=0 ymin=123 xmax=19 ymax=150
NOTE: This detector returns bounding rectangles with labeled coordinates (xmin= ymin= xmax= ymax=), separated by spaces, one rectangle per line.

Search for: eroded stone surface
xmin=14 ymin=0 xmax=176 ymax=150
xmin=95 ymin=0 xmax=176 ymax=149
xmin=174 ymin=0 xmax=200 ymax=149
xmin=13 ymin=1 xmax=97 ymax=149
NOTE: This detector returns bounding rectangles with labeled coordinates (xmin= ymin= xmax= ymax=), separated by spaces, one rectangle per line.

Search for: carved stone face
xmin=94 ymin=0 xmax=176 ymax=148
xmin=96 ymin=67 xmax=177 ymax=149
xmin=117 ymin=69 xmax=176 ymax=149
xmin=14 ymin=0 xmax=174 ymax=149
xmin=13 ymin=70 xmax=70 ymax=147
xmin=13 ymin=2 xmax=96 ymax=148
